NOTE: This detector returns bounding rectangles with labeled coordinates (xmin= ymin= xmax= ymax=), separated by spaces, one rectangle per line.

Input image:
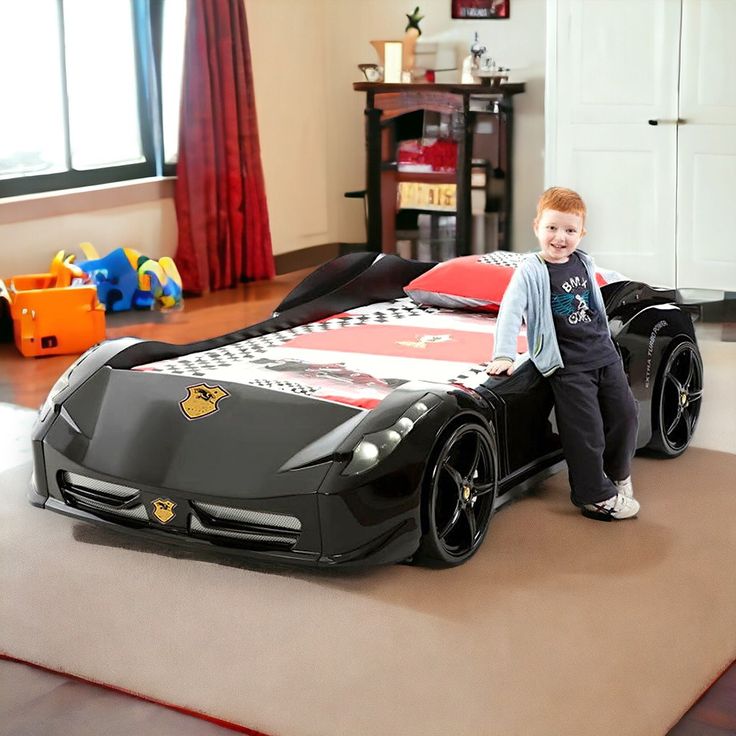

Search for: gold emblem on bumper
xmin=151 ymin=498 xmax=177 ymax=524
xmin=179 ymin=383 xmax=230 ymax=420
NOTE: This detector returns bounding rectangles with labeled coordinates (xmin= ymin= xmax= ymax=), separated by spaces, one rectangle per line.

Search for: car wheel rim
xmin=431 ymin=425 xmax=496 ymax=559
xmin=658 ymin=342 xmax=703 ymax=453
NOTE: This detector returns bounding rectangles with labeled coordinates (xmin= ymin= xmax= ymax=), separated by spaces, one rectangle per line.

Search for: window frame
xmin=0 ymin=0 xmax=174 ymax=199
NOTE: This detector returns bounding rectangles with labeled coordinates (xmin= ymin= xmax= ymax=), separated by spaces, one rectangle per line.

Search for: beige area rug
xmin=689 ymin=339 xmax=736 ymax=455
xmin=1 ymin=447 xmax=735 ymax=736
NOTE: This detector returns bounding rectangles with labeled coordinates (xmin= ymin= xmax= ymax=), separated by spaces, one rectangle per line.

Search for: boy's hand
xmin=486 ymin=359 xmax=515 ymax=376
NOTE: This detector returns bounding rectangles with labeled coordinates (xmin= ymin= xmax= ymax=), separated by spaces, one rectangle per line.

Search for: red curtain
xmin=175 ymin=0 xmax=275 ymax=294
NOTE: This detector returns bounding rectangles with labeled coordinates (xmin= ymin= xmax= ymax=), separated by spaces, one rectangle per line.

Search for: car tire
xmin=648 ymin=338 xmax=703 ymax=457
xmin=413 ymin=422 xmax=498 ymax=567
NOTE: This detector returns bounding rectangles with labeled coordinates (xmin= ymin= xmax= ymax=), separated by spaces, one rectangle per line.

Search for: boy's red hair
xmin=535 ymin=187 xmax=587 ymax=225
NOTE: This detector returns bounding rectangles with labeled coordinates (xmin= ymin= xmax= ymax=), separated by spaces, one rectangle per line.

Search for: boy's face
xmin=534 ymin=209 xmax=585 ymax=263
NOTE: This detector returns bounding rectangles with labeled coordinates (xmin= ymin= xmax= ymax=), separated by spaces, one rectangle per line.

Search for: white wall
xmin=0 ymin=0 xmax=547 ymax=277
xmin=246 ymin=0 xmax=332 ymax=255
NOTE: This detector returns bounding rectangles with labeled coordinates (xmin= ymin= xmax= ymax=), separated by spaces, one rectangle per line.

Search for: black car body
xmin=29 ymin=253 xmax=704 ymax=567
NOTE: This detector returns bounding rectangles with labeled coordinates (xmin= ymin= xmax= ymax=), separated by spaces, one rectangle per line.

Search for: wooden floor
xmin=0 ymin=268 xmax=310 ymax=410
xmin=1 ymin=268 xmax=734 ymax=736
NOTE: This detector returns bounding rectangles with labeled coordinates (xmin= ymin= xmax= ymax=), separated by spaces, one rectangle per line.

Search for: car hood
xmin=48 ymin=366 xmax=365 ymax=499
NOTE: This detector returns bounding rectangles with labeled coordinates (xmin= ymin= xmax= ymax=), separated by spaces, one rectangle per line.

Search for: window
xmin=0 ymin=0 xmax=186 ymax=198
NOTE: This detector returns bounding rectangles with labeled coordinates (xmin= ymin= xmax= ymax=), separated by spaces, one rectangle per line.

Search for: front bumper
xmin=35 ymin=440 xmax=325 ymax=565
xmin=31 ymin=433 xmax=426 ymax=568
xmin=30 ymin=369 xmax=458 ymax=568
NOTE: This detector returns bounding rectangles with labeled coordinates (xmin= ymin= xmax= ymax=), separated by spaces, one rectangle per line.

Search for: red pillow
xmin=404 ymin=255 xmax=516 ymax=313
xmin=404 ymin=253 xmax=609 ymax=312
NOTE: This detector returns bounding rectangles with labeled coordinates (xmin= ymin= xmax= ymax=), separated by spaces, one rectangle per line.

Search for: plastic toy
xmin=0 ymin=252 xmax=105 ymax=357
xmin=76 ymin=243 xmax=182 ymax=312
xmin=49 ymin=249 xmax=85 ymax=287
xmin=137 ymin=256 xmax=183 ymax=310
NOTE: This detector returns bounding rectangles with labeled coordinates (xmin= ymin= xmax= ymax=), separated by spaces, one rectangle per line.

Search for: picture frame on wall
xmin=451 ymin=0 xmax=510 ymax=19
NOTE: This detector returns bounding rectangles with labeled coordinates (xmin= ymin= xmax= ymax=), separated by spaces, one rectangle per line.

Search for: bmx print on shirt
xmin=551 ymin=274 xmax=592 ymax=325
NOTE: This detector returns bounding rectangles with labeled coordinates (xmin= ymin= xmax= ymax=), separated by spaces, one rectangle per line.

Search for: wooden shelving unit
xmin=353 ymin=81 xmax=525 ymax=259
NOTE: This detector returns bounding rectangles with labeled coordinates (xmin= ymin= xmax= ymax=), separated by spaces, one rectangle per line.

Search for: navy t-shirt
xmin=545 ymin=253 xmax=619 ymax=372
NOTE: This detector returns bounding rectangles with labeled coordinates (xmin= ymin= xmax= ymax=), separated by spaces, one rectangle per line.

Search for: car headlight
xmin=38 ymin=346 xmax=99 ymax=421
xmin=342 ymin=393 xmax=441 ymax=475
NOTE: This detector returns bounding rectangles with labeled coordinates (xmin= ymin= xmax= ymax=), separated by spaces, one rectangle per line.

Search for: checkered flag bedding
xmin=135 ymin=301 xmax=442 ymax=377
xmin=133 ymin=298 xmax=519 ymax=407
xmin=478 ymin=251 xmax=526 ymax=267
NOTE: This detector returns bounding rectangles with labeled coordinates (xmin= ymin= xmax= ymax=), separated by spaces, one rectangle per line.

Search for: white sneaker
xmin=582 ymin=492 xmax=640 ymax=521
xmin=613 ymin=476 xmax=634 ymax=499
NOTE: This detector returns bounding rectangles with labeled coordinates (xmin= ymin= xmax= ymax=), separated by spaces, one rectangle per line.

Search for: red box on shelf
xmin=397 ymin=139 xmax=458 ymax=173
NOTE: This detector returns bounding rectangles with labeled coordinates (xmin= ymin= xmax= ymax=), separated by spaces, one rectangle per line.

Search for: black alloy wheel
xmin=414 ymin=422 xmax=497 ymax=567
xmin=649 ymin=339 xmax=704 ymax=457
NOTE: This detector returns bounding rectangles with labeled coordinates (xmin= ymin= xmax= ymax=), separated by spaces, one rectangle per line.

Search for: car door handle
xmin=648 ymin=118 xmax=686 ymax=125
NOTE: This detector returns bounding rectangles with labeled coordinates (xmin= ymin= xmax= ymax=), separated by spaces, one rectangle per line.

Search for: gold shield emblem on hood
xmin=179 ymin=383 xmax=230 ymax=420
xmin=151 ymin=498 xmax=177 ymax=524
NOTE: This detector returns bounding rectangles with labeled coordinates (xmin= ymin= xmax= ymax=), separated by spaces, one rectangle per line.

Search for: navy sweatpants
xmin=549 ymin=360 xmax=639 ymax=507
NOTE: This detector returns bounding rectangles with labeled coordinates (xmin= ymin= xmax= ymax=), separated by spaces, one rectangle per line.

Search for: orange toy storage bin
xmin=2 ymin=274 xmax=106 ymax=357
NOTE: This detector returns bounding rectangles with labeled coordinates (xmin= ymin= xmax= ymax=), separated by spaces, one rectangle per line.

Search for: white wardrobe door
xmin=563 ymin=0 xmax=680 ymax=126
xmin=676 ymin=0 xmax=736 ymax=291
xmin=556 ymin=123 xmax=677 ymax=288
xmin=550 ymin=0 xmax=681 ymax=286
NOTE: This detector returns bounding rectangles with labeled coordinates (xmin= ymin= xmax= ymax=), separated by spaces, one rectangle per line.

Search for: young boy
xmin=486 ymin=187 xmax=640 ymax=521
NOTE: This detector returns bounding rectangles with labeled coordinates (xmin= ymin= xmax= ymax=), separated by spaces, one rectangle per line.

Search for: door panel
xmin=552 ymin=0 xmax=680 ymax=286
xmin=557 ymin=124 xmax=677 ymax=287
xmin=677 ymin=126 xmax=736 ymax=290
xmin=551 ymin=0 xmax=736 ymax=291
xmin=563 ymin=0 xmax=680 ymax=125
xmin=677 ymin=0 xmax=736 ymax=290
xmin=679 ymin=0 xmax=736 ymax=123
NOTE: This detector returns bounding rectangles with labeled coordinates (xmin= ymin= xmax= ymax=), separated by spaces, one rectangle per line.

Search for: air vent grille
xmin=188 ymin=516 xmax=297 ymax=547
xmin=60 ymin=471 xmax=140 ymax=509
xmin=189 ymin=501 xmax=301 ymax=549
xmin=192 ymin=502 xmax=301 ymax=531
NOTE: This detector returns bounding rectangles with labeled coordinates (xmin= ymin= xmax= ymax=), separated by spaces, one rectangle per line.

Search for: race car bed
xmin=29 ymin=252 xmax=704 ymax=567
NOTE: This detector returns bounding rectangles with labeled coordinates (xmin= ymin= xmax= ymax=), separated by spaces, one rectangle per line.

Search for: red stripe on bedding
xmin=285 ymin=325 xmax=527 ymax=363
